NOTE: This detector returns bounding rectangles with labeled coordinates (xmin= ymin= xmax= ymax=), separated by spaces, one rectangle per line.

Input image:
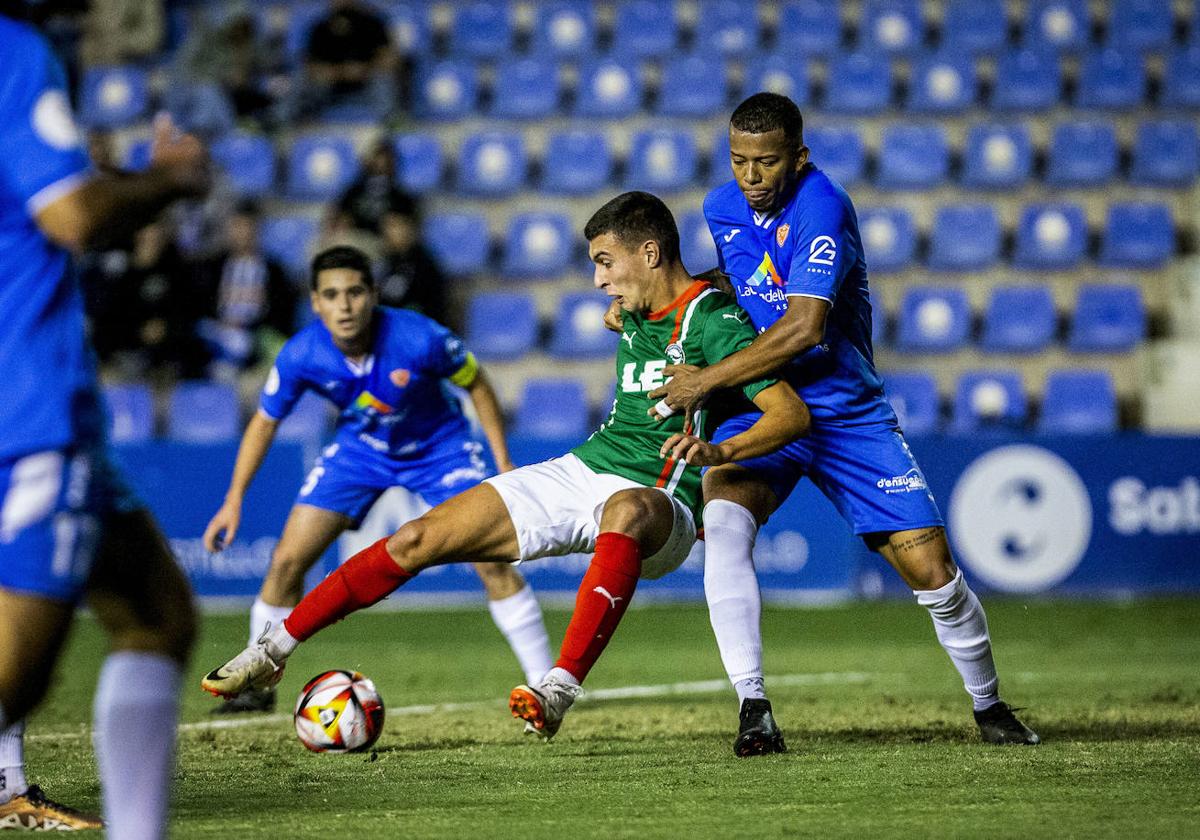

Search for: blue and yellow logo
xmin=746 ymin=252 xmax=784 ymax=288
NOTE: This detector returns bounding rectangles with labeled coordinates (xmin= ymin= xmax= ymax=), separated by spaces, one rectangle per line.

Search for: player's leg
xmin=474 ymin=562 xmax=553 ymax=685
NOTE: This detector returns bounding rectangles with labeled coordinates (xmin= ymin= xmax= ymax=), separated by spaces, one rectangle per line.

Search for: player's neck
xmin=334 ymin=329 xmax=373 ymax=362
xmin=645 ymin=266 xmax=700 ymax=313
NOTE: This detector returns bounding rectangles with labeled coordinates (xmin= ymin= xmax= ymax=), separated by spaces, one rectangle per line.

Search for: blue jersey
xmin=0 ymin=19 xmax=99 ymax=462
xmin=703 ymin=165 xmax=894 ymax=426
xmin=261 ymin=307 xmax=478 ymax=462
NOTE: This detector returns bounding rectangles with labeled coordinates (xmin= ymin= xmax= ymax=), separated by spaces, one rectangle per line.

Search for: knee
xmin=267 ymin=544 xmax=317 ymax=584
xmin=601 ymin=489 xmax=667 ymax=543
xmin=385 ymin=518 xmax=436 ymax=571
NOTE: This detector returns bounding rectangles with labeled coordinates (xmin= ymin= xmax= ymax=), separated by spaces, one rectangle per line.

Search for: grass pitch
xmin=28 ymin=598 xmax=1200 ymax=839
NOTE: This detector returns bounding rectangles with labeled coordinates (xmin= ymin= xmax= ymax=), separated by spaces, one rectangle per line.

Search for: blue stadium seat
xmin=490 ymin=57 xmax=561 ymax=119
xmin=1038 ymin=370 xmax=1118 ymax=434
xmin=940 ymin=0 xmax=1008 ymax=55
xmin=1023 ymin=0 xmax=1089 ymax=52
xmin=164 ymin=81 xmax=235 ymax=136
xmin=276 ymin=392 xmax=332 ymax=443
xmin=657 ymin=55 xmax=728 ymax=118
xmin=610 ymin=0 xmax=677 ymax=58
xmin=1046 ymin=120 xmax=1119 ymax=187
xmin=541 ymin=130 xmax=612 ymax=195
xmin=777 ymin=0 xmax=842 ymax=56
xmin=1076 ymin=49 xmax=1146 ymax=109
xmin=260 ymin=215 xmax=318 ymax=277
xmin=896 ymin=287 xmax=971 ymax=353
xmin=1131 ymin=120 xmax=1199 ymax=187
xmin=1068 ymin=284 xmax=1146 ymax=352
xmin=1013 ymin=203 xmax=1087 ymax=270
xmin=80 ymin=66 xmax=148 ymax=128
xmin=286 ymin=135 xmax=358 ymax=201
xmin=277 ymin=3 xmax=326 ymax=62
xmin=1105 ymin=0 xmax=1174 ymax=51
xmin=550 ymin=293 xmax=620 ymax=359
xmin=981 ymin=285 xmax=1057 ymax=353
xmin=423 ymin=212 xmax=491 ymax=275
xmin=742 ymin=54 xmax=811 ymax=106
xmin=168 ymin=382 xmax=240 ymax=443
xmin=824 ymin=52 xmax=892 ymax=114
xmin=457 ymin=132 xmax=527 ymax=198
xmin=386 ymin=3 xmax=431 ymax=57
xmin=501 ymin=212 xmax=574 ymax=279
xmin=876 ymin=125 xmax=949 ymax=190
xmin=574 ymin=59 xmax=643 ymax=118
xmin=858 ymin=207 xmax=917 ymax=273
xmin=1100 ymin=202 xmax=1175 ymax=268
xmin=991 ymin=48 xmax=1061 ymax=111
xmin=465 ymin=292 xmax=537 ymax=361
xmin=804 ymin=125 xmax=866 ymax=186
xmin=962 ymin=123 xmax=1033 ymax=189
xmin=211 ymin=133 xmax=276 ymax=198
xmin=695 ymin=0 xmax=759 ymax=57
xmin=928 ymin=204 xmax=1001 ymax=271
xmin=449 ymin=1 xmax=513 ymax=58
xmin=122 ymin=138 xmax=152 ymax=172
xmin=871 ymin=300 xmax=888 ymax=347
xmin=709 ymin=128 xmax=732 ymax=186
xmin=907 ymin=52 xmax=978 ymax=113
xmin=679 ymin=210 xmax=718 ymax=275
xmin=513 ymin=379 xmax=591 ymax=442
xmin=624 ymin=130 xmax=698 ymax=194
xmin=952 ymin=371 xmax=1027 ymax=433
xmin=861 ymin=0 xmax=924 ymax=55
xmin=1163 ymin=46 xmax=1200 ymax=109
xmin=882 ymin=372 xmax=940 ymax=435
xmin=533 ymin=1 xmax=597 ymax=56
xmin=413 ymin=60 xmax=478 ymax=120
xmin=393 ymin=133 xmax=442 ymax=195
xmin=103 ymin=383 xmax=154 ymax=443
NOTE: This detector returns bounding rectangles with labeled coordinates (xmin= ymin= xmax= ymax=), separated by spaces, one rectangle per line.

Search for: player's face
xmin=311 ymin=268 xmax=376 ymax=345
xmin=590 ymin=232 xmax=655 ymax=313
xmin=729 ymin=127 xmax=809 ymax=213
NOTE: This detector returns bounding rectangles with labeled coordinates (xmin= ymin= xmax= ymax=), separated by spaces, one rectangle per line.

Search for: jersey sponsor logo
xmin=389 ymin=368 xmax=411 ymax=388
xmin=808 ymin=235 xmax=837 ymax=266
xmin=352 ymin=391 xmax=393 ymax=414
xmin=32 ymin=90 xmax=81 ymax=151
xmin=621 ymin=360 xmax=668 ymax=393
xmin=723 ymin=228 xmax=742 ymax=243
xmin=739 ymin=284 xmax=788 ymax=305
xmin=876 ymin=468 xmax=928 ymax=494
xmin=746 ymin=252 xmax=784 ymax=288
xmin=264 ymin=366 xmax=281 ymax=396
xmin=621 ymin=330 xmax=636 ymax=350
xmin=776 ymin=223 xmax=791 ymax=247
xmin=665 ymin=342 xmax=685 ymax=365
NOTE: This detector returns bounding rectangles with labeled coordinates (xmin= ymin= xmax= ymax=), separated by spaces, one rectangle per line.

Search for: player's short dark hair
xmin=310 ymin=246 xmax=375 ymax=290
xmin=730 ymin=92 xmax=804 ymax=149
xmin=583 ymin=191 xmax=680 ymax=263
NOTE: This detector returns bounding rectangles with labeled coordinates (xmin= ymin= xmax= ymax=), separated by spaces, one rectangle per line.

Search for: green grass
xmin=27 ymin=599 xmax=1200 ymax=839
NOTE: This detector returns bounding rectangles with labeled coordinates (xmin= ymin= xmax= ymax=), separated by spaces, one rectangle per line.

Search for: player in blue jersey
xmin=648 ymin=93 xmax=1038 ymax=754
xmin=0 ymin=13 xmax=209 ymax=834
xmin=202 ymin=246 xmax=552 ymax=712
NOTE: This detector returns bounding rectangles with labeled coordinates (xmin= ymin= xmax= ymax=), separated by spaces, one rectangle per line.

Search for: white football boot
xmin=201 ymin=625 xmax=289 ymax=699
xmin=508 ymin=674 xmax=582 ymax=740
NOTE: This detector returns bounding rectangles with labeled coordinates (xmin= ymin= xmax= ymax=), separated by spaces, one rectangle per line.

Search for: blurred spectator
xmin=172 ymin=11 xmax=280 ymax=127
xmin=377 ymin=206 xmax=448 ymax=326
xmin=338 ymin=139 xmax=411 ymax=233
xmin=78 ymin=0 xmax=164 ymax=67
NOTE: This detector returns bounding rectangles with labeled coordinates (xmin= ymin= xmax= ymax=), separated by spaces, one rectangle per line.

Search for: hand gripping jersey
xmin=703 ymin=165 xmax=895 ymax=426
xmin=572 ymin=281 xmax=774 ymax=519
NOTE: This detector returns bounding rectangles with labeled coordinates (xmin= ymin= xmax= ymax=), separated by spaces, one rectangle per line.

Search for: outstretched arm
xmin=659 ymin=381 xmax=811 ymax=467
xmin=463 ymin=365 xmax=515 ymax=473
xmin=203 ymin=411 xmax=280 ymax=551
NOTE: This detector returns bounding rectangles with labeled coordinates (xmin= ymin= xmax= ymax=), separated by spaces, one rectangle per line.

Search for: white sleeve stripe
xmin=25 ymin=170 xmax=92 ymax=217
xmin=785 ymin=292 xmax=834 ymax=304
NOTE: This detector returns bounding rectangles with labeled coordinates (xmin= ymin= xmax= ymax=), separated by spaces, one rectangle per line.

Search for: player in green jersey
xmin=200 ymin=192 xmax=811 ymax=741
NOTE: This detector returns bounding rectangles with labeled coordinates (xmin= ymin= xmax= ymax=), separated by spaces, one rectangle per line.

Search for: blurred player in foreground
xmin=202 ymin=245 xmax=553 ymax=713
xmin=649 ymin=93 xmax=1040 ymax=753
xmin=0 ymin=15 xmax=207 ymax=835
xmin=201 ymin=192 xmax=811 ymax=741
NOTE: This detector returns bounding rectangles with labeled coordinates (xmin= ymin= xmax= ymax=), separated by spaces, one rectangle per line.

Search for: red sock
xmin=555 ymin=532 xmax=642 ymax=683
xmin=283 ymin=538 xmax=413 ymax=642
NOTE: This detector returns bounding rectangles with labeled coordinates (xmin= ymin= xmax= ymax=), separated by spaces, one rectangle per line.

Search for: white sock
xmin=93 ymin=652 xmax=181 ymax=840
xmin=249 ymin=598 xmax=293 ymax=646
xmin=487 ymin=584 xmax=553 ymax=685
xmin=703 ymin=500 xmax=766 ymax=701
xmin=546 ymin=666 xmax=579 ymax=688
xmin=0 ymin=720 xmax=27 ymax=804
xmin=914 ymin=570 xmax=1000 ymax=711
xmin=265 ymin=622 xmax=299 ymax=658
xmin=734 ymin=677 xmax=767 ymax=705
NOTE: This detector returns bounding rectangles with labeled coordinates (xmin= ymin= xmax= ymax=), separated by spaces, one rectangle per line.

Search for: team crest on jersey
xmin=389 ymin=368 xmax=411 ymax=388
xmin=776 ymin=223 xmax=790 ymax=247
xmin=665 ymin=342 xmax=685 ymax=365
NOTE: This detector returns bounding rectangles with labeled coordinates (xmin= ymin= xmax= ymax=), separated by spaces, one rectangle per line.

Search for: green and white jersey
xmin=572 ymin=280 xmax=775 ymax=519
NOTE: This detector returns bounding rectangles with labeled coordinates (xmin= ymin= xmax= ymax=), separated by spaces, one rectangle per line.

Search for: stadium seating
xmin=490 ymin=57 xmax=561 ymax=119
xmin=80 ymin=66 xmax=148 ymax=128
xmin=532 ymin=1 xmax=597 ymax=56
xmin=860 ymin=0 xmax=924 ymax=55
xmin=709 ymin=128 xmax=732 ymax=186
xmin=513 ymin=379 xmax=591 ymax=442
xmin=286 ymin=135 xmax=358 ymax=201
xmin=1076 ymin=49 xmax=1146 ymax=109
xmin=907 ymin=52 xmax=978 ymax=114
xmin=165 ymin=82 xmax=235 ymax=136
xmin=393 ymin=133 xmax=442 ymax=195
xmin=261 ymin=215 xmax=319 ymax=277
xmin=610 ymin=0 xmax=678 ymax=58
xmin=276 ymin=392 xmax=332 ymax=443
xmin=952 ymin=371 xmax=1027 ymax=433
xmin=876 ymin=125 xmax=949 ymax=190
xmin=123 ymin=138 xmax=152 ymax=171
xmin=1038 ymin=369 xmax=1119 ymax=433
xmin=449 ymin=2 xmax=513 ymax=58
xmin=940 ymin=0 xmax=1007 ymax=55
xmin=541 ymin=130 xmax=612 ymax=195
xmin=992 ymin=48 xmax=1061 ymax=111
xmin=413 ymin=60 xmax=478 ymax=120
xmin=1130 ymin=120 xmax=1199 ymax=187
xmin=549 ymin=293 xmax=620 ymax=359
xmin=1046 ymin=120 xmax=1119 ymax=187
xmin=211 ymin=133 xmax=276 ymax=198
xmin=961 ymin=123 xmax=1034 ymax=189
xmin=776 ymin=0 xmax=843 ymax=56
xmin=168 ymin=382 xmax=240 ymax=443
xmin=858 ymin=207 xmax=917 ymax=273
xmin=1104 ymin=0 xmax=1174 ymax=52
xmin=679 ymin=210 xmax=718 ymax=275
xmin=423 ymin=212 xmax=492 ymax=276
xmin=1068 ymin=284 xmax=1146 ymax=352
xmin=501 ymin=213 xmax=574 ymax=279
xmin=1100 ymin=203 xmax=1175 ymax=269
xmin=625 ymin=130 xmax=699 ymax=193
xmin=927 ymin=204 xmax=1001 ymax=272
xmin=657 ymin=55 xmax=728 ymax=118
xmin=1162 ymin=46 xmax=1200 ymax=109
xmin=882 ymin=371 xmax=940 ymax=435
xmin=980 ymin=285 xmax=1057 ymax=353
xmin=742 ymin=54 xmax=811 ymax=106
xmin=386 ymin=3 xmax=430 ymax=57
xmin=805 ymin=126 xmax=866 ymax=186
xmin=457 ymin=132 xmax=527 ymax=198
xmin=1023 ymin=0 xmax=1090 ymax=52
xmin=574 ymin=59 xmax=644 ymax=118
xmin=823 ymin=52 xmax=892 ymax=114
xmin=896 ymin=287 xmax=971 ymax=353
xmin=465 ymin=292 xmax=537 ymax=361
xmin=695 ymin=0 xmax=759 ymax=57
xmin=1013 ymin=203 xmax=1088 ymax=270
xmin=103 ymin=383 xmax=155 ymax=443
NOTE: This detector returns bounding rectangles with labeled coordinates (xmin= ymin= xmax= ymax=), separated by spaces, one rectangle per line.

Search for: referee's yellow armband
xmin=448 ymin=352 xmax=479 ymax=387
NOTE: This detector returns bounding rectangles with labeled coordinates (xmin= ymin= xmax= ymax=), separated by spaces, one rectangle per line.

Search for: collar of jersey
xmin=647 ymin=280 xmax=711 ymax=321
xmin=750 ymin=163 xmax=815 ymax=227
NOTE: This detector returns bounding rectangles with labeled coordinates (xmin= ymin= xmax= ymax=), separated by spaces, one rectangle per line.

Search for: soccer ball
xmin=293 ymin=670 xmax=385 ymax=753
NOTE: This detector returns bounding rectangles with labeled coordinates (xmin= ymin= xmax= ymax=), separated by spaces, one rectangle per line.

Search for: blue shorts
xmin=297 ymin=439 xmax=492 ymax=526
xmin=0 ymin=447 xmax=141 ymax=601
xmin=711 ymin=415 xmax=944 ymax=536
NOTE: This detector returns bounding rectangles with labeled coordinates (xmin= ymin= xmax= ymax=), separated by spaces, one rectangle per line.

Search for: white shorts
xmin=484 ymin=453 xmax=696 ymax=580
